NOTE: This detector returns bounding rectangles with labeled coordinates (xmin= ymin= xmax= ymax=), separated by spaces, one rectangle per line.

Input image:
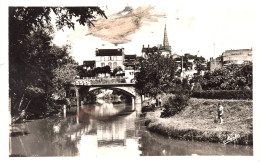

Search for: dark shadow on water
xmin=9 ymin=154 xmax=27 ymax=157
xmin=10 ymin=131 xmax=30 ymax=137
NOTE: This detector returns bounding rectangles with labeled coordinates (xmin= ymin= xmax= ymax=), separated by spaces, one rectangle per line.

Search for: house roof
xmin=96 ymin=49 xmax=123 ymax=56
xmin=142 ymin=46 xmax=159 ymax=53
xmin=125 ymin=54 xmax=136 ymax=59
xmin=83 ymin=60 xmax=95 ymax=67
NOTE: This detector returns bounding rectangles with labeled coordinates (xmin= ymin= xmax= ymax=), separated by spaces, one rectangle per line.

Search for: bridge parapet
xmin=73 ymin=76 xmax=127 ymax=86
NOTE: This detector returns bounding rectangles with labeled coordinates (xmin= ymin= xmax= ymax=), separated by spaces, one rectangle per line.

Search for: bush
xmin=141 ymin=105 xmax=155 ymax=113
xmin=191 ymin=90 xmax=252 ymax=100
xmin=192 ymin=82 xmax=203 ymax=92
xmin=198 ymin=63 xmax=252 ymax=90
xmin=160 ymin=94 xmax=189 ymax=118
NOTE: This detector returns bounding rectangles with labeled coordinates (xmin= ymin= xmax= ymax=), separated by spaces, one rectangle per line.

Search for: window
xmin=108 ymin=62 xmax=112 ymax=68
xmin=100 ymin=56 xmax=105 ymax=61
xmin=113 ymin=62 xmax=117 ymax=68
xmin=114 ymin=56 xmax=117 ymax=61
xmin=109 ymin=56 xmax=113 ymax=61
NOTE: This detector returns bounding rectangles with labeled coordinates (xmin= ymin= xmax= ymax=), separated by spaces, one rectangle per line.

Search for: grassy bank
xmin=143 ymin=97 xmax=253 ymax=145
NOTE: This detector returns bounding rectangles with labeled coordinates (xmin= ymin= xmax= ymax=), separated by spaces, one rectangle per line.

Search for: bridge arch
xmin=70 ymin=81 xmax=138 ymax=114
xmin=88 ymin=86 xmax=136 ymax=98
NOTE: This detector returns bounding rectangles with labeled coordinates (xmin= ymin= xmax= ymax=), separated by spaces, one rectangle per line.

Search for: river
xmin=9 ymin=101 xmax=253 ymax=156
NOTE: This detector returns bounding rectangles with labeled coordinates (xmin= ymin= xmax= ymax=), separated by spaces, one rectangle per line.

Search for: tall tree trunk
xmin=18 ymin=94 xmax=25 ymax=111
xmin=24 ymin=100 xmax=31 ymax=111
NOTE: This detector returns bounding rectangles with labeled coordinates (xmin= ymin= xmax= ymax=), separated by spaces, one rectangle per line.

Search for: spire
xmin=163 ymin=24 xmax=169 ymax=47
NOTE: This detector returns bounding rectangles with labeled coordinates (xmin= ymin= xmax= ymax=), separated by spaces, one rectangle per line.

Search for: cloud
xmin=88 ymin=6 xmax=165 ymax=45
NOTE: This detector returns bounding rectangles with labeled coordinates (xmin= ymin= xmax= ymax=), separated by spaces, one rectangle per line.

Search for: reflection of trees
xmin=40 ymin=117 xmax=82 ymax=156
xmin=138 ymin=128 xmax=253 ymax=156
xmin=10 ymin=115 xmax=99 ymax=156
xmin=49 ymin=116 xmax=100 ymax=156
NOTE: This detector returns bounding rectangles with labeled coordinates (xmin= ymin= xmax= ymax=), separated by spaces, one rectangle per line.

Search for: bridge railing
xmin=73 ymin=76 xmax=127 ymax=85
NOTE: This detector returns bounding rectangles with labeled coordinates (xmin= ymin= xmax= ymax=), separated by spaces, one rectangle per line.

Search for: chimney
xmin=95 ymin=48 xmax=99 ymax=55
xmin=122 ymin=48 xmax=125 ymax=60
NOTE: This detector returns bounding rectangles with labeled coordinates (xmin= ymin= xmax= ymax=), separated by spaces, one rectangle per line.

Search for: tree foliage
xmin=9 ymin=7 xmax=107 ymax=119
xmin=135 ymin=48 xmax=176 ymax=97
xmin=78 ymin=65 xmax=113 ymax=78
xmin=200 ymin=63 xmax=252 ymax=90
xmin=111 ymin=66 xmax=123 ymax=76
xmin=160 ymin=79 xmax=190 ymax=118
xmin=193 ymin=56 xmax=207 ymax=74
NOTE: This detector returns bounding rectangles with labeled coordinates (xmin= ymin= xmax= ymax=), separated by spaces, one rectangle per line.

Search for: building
xmin=141 ymin=45 xmax=159 ymax=58
xmin=124 ymin=54 xmax=137 ymax=83
xmin=209 ymin=56 xmax=223 ymax=71
xmin=209 ymin=48 xmax=252 ymax=71
xmin=95 ymin=48 xmax=125 ymax=70
xmin=160 ymin=24 xmax=172 ymax=56
xmin=222 ymin=48 xmax=252 ymax=65
xmin=83 ymin=60 xmax=96 ymax=70
xmin=172 ymin=53 xmax=180 ymax=60
xmin=174 ymin=53 xmax=207 ymax=78
xmin=141 ymin=24 xmax=172 ymax=58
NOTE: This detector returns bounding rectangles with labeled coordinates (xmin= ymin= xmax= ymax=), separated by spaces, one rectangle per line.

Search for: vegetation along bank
xmin=142 ymin=97 xmax=252 ymax=145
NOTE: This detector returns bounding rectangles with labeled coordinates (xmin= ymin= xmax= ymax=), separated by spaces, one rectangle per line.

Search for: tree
xmin=194 ymin=56 xmax=207 ymax=75
xmin=160 ymin=78 xmax=190 ymax=118
xmin=52 ymin=63 xmax=78 ymax=98
xmin=9 ymin=7 xmax=107 ymax=119
xmin=135 ymin=49 xmax=176 ymax=97
xmin=199 ymin=63 xmax=252 ymax=90
xmin=103 ymin=65 xmax=111 ymax=75
xmin=112 ymin=66 xmax=123 ymax=76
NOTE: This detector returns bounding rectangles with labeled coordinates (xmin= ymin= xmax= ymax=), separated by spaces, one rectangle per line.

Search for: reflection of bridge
xmin=72 ymin=77 xmax=139 ymax=114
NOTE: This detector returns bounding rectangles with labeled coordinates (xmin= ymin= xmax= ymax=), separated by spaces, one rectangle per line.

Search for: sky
xmin=51 ymin=0 xmax=259 ymax=65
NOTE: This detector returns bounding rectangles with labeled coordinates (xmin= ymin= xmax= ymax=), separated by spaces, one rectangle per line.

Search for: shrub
xmin=191 ymin=90 xmax=252 ymax=100
xmin=160 ymin=94 xmax=189 ymax=118
xmin=160 ymin=78 xmax=191 ymax=118
xmin=141 ymin=105 xmax=155 ymax=113
xmin=192 ymin=82 xmax=203 ymax=92
xmin=198 ymin=63 xmax=252 ymax=90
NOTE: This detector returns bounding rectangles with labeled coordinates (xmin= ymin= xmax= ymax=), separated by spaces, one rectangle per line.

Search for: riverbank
xmin=143 ymin=97 xmax=253 ymax=145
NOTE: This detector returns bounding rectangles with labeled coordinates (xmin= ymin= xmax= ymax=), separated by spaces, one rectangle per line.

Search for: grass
xmin=144 ymin=97 xmax=253 ymax=145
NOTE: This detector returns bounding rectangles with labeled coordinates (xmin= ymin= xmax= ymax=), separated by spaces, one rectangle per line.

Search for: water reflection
xmin=10 ymin=101 xmax=253 ymax=157
xmin=97 ymin=120 xmax=126 ymax=147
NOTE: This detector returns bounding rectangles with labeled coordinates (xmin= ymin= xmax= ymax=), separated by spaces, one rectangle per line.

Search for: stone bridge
xmin=71 ymin=77 xmax=139 ymax=114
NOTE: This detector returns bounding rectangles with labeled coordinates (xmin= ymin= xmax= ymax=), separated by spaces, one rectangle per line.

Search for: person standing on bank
xmin=216 ymin=103 xmax=224 ymax=124
xmin=151 ymin=98 xmax=156 ymax=111
xmin=158 ymin=97 xmax=162 ymax=107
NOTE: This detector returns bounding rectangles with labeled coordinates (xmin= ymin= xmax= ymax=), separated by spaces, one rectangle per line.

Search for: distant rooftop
xmin=83 ymin=60 xmax=95 ymax=68
xmin=125 ymin=54 xmax=136 ymax=59
xmin=142 ymin=45 xmax=159 ymax=53
xmin=96 ymin=48 xmax=124 ymax=56
xmin=224 ymin=48 xmax=252 ymax=53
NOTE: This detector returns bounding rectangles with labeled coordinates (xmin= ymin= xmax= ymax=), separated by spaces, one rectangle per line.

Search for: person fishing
xmin=216 ymin=103 xmax=224 ymax=124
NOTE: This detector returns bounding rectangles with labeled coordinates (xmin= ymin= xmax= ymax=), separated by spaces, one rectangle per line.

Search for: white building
xmin=222 ymin=48 xmax=252 ymax=65
xmin=124 ymin=55 xmax=137 ymax=83
xmin=95 ymin=48 xmax=125 ymax=70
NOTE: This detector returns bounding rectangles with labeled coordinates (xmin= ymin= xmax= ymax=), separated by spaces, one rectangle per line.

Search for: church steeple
xmin=163 ymin=24 xmax=169 ymax=47
xmin=161 ymin=24 xmax=171 ymax=54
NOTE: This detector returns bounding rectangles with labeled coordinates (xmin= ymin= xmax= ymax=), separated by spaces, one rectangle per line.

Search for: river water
xmin=9 ymin=101 xmax=253 ymax=156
